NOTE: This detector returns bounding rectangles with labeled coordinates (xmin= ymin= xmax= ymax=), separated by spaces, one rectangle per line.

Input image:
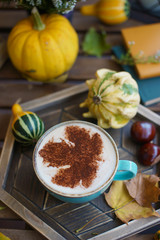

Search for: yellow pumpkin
xmin=81 ymin=0 xmax=130 ymax=25
xmin=7 ymin=7 xmax=79 ymax=83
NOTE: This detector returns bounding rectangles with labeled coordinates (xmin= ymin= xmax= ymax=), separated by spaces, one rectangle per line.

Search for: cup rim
xmin=33 ymin=120 xmax=119 ymax=198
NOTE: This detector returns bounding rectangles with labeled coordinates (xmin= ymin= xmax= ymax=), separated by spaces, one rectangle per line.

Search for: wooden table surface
xmin=0 ymin=0 xmax=160 ymax=239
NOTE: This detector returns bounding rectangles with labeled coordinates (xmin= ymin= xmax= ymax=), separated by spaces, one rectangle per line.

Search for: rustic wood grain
xmin=148 ymin=103 xmax=160 ymax=113
xmin=0 ymin=58 xmax=122 ymax=81
xmin=0 ymin=2 xmax=16 ymax=8
xmin=0 ymin=9 xmax=28 ymax=29
xmin=0 ymin=228 xmax=155 ymax=240
xmin=0 ymin=3 xmax=160 ymax=240
xmin=0 ymin=8 xmax=144 ymax=32
xmin=72 ymin=12 xmax=144 ymax=32
xmin=69 ymin=57 xmax=122 ymax=80
xmin=0 ymin=109 xmax=11 ymax=141
xmin=0 ymin=60 xmax=21 ymax=79
xmin=1 ymin=84 xmax=160 ymax=240
xmin=0 ymin=81 xmax=71 ymax=107
xmin=0 ymin=229 xmax=47 ymax=240
xmin=0 ymin=201 xmax=19 ymax=219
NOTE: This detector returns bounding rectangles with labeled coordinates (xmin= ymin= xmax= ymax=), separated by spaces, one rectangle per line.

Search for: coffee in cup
xmin=33 ymin=120 xmax=137 ymax=203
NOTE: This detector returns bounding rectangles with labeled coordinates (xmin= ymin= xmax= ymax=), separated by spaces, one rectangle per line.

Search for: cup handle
xmin=113 ymin=160 xmax=137 ymax=181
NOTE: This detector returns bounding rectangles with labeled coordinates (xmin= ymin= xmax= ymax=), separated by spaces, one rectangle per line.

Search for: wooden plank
xmin=0 ymin=229 xmax=155 ymax=240
xmin=149 ymin=103 xmax=160 ymax=113
xmin=0 ymin=60 xmax=21 ymax=79
xmin=0 ymin=9 xmax=28 ymax=29
xmin=69 ymin=56 xmax=122 ymax=80
xmin=0 ymin=36 xmax=8 ymax=69
xmin=76 ymin=0 xmax=97 ymax=9
xmin=13 ymin=153 xmax=46 ymax=208
xmin=0 ymin=9 xmax=144 ymax=31
xmin=0 ymin=82 xmax=71 ymax=107
xmin=47 ymin=204 xmax=112 ymax=235
xmin=0 ymin=229 xmax=47 ymax=240
xmin=0 ymin=201 xmax=20 ymax=219
xmin=123 ymin=233 xmax=153 ymax=240
xmin=0 ymin=2 xmax=16 ymax=8
xmin=0 ymin=109 xmax=11 ymax=141
xmin=0 ymin=219 xmax=26 ymax=229
xmin=72 ymin=12 xmax=144 ymax=32
xmin=0 ymin=141 xmax=3 ymax=156
xmin=0 ymin=56 xmax=121 ymax=88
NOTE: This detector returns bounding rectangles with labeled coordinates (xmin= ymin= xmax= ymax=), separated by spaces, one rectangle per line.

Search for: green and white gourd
xmin=12 ymin=104 xmax=44 ymax=144
xmin=80 ymin=68 xmax=140 ymax=129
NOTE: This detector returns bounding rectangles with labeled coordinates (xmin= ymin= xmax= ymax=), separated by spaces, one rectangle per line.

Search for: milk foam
xmin=35 ymin=122 xmax=117 ymax=195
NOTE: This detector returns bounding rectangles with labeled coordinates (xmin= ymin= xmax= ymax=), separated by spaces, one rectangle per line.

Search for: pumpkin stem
xmin=31 ymin=7 xmax=45 ymax=31
xmin=93 ymin=95 xmax=101 ymax=105
xmin=12 ymin=104 xmax=23 ymax=117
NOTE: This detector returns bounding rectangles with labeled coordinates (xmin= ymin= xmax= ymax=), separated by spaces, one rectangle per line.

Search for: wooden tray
xmin=0 ymin=83 xmax=160 ymax=240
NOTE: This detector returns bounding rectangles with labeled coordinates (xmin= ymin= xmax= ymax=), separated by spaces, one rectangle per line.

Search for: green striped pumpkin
xmin=12 ymin=104 xmax=44 ymax=144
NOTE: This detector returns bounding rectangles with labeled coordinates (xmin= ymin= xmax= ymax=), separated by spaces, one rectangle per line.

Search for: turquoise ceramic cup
xmin=33 ymin=120 xmax=137 ymax=203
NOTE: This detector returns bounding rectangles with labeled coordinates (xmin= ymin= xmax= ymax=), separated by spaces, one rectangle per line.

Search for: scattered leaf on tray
xmin=76 ymin=173 xmax=160 ymax=232
xmin=82 ymin=27 xmax=111 ymax=57
xmin=125 ymin=173 xmax=160 ymax=208
xmin=104 ymin=177 xmax=160 ymax=224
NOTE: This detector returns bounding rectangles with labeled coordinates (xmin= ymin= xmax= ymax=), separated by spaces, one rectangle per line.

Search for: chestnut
xmin=131 ymin=121 xmax=156 ymax=143
xmin=138 ymin=143 xmax=160 ymax=166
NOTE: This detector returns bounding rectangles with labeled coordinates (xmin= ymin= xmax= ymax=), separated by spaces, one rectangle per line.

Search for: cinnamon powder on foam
xmin=38 ymin=125 xmax=104 ymax=189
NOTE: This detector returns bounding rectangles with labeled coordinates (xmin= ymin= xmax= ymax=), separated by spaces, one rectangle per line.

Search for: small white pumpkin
xmin=80 ymin=68 xmax=140 ymax=129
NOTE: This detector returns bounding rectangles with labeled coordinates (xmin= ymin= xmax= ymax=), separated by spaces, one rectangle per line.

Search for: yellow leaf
xmin=104 ymin=181 xmax=160 ymax=224
xmin=0 ymin=232 xmax=11 ymax=240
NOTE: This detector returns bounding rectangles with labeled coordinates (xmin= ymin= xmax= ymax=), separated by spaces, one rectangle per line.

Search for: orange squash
xmin=81 ymin=0 xmax=130 ymax=25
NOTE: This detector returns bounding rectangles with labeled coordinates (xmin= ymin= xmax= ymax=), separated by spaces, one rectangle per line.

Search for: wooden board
xmin=0 ymin=1 xmax=160 ymax=238
xmin=0 ymin=84 xmax=160 ymax=240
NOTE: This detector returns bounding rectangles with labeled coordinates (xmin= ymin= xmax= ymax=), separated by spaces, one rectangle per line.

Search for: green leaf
xmin=121 ymin=83 xmax=138 ymax=95
xmin=82 ymin=28 xmax=111 ymax=57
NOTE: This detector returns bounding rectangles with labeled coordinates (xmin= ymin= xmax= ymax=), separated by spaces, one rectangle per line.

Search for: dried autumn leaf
xmin=125 ymin=173 xmax=160 ymax=208
xmin=104 ymin=181 xmax=160 ymax=224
